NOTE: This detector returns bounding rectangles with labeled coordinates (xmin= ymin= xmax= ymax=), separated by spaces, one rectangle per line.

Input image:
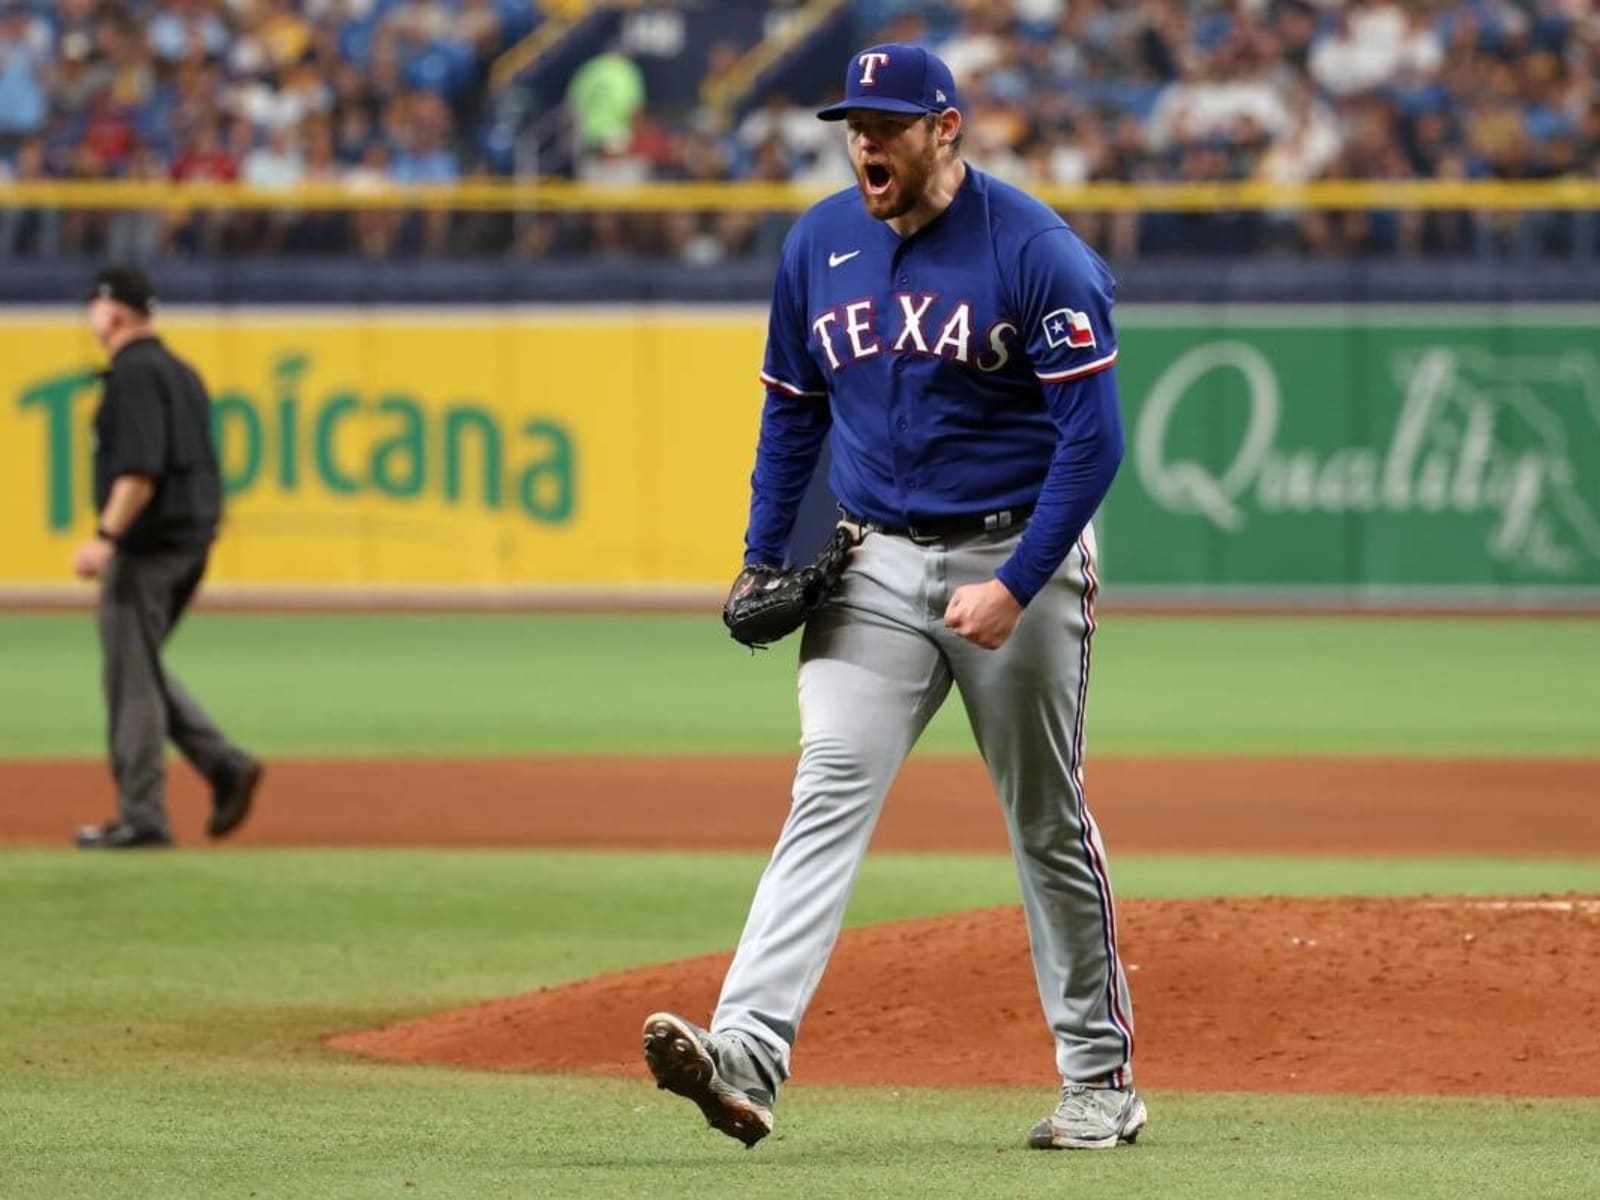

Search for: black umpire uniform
xmin=78 ymin=268 xmax=262 ymax=849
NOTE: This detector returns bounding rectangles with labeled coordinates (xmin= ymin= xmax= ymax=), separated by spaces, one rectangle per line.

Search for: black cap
xmin=89 ymin=265 xmax=156 ymax=314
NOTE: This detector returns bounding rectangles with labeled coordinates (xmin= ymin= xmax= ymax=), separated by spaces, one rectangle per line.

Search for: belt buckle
xmin=906 ymin=523 xmax=941 ymax=545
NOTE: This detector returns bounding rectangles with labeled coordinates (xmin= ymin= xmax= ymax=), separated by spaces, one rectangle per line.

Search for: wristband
xmin=96 ymin=527 xmax=119 ymax=544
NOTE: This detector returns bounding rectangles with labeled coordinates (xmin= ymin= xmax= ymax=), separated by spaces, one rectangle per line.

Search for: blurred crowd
xmin=1 ymin=0 xmax=1597 ymax=261
xmin=868 ymin=0 xmax=1600 ymax=256
xmin=0 ymin=0 xmax=536 ymax=256
xmin=560 ymin=0 xmax=1600 ymax=260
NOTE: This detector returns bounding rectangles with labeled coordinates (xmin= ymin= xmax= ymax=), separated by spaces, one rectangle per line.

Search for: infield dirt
xmin=4 ymin=755 xmax=1596 ymax=855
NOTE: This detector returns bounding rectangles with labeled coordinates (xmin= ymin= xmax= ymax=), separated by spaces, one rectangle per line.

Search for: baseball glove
xmin=723 ymin=525 xmax=858 ymax=650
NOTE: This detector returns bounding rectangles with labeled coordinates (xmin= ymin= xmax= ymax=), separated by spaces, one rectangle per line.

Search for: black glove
xmin=722 ymin=525 xmax=858 ymax=650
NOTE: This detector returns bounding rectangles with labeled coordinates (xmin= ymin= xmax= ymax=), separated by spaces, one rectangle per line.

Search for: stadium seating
xmin=0 ymin=0 xmax=1595 ymax=263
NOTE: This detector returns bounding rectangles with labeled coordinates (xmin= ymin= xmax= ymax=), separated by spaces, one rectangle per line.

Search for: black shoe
xmin=76 ymin=821 xmax=174 ymax=849
xmin=208 ymin=757 xmax=263 ymax=840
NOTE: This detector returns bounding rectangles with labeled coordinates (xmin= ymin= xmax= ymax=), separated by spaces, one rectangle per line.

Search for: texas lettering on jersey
xmin=761 ymin=173 xmax=1117 ymax=399
xmin=809 ymin=295 xmax=1023 ymax=374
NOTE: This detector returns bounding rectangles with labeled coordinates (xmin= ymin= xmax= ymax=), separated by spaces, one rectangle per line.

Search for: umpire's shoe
xmin=1028 ymin=1083 xmax=1148 ymax=1150
xmin=208 ymin=756 xmax=264 ymax=840
xmin=642 ymin=1012 xmax=776 ymax=1148
xmin=76 ymin=821 xmax=174 ymax=849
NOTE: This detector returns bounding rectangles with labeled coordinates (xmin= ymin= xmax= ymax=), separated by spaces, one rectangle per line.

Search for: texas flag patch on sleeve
xmin=1041 ymin=307 xmax=1096 ymax=350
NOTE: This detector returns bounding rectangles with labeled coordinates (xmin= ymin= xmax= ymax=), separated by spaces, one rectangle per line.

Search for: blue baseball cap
xmin=816 ymin=43 xmax=962 ymax=122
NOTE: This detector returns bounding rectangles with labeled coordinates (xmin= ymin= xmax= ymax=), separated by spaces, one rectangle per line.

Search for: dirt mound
xmin=331 ymin=896 xmax=1600 ymax=1096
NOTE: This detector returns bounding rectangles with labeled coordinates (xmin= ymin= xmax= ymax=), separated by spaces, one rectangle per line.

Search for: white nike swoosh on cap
xmin=828 ymin=250 xmax=861 ymax=267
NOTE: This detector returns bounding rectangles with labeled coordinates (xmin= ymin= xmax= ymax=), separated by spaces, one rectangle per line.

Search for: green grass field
xmin=2 ymin=612 xmax=1598 ymax=756
xmin=3 ymin=613 xmax=1598 ymax=1198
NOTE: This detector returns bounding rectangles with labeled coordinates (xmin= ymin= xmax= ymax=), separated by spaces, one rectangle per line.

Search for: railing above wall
xmin=3 ymin=179 xmax=1600 ymax=212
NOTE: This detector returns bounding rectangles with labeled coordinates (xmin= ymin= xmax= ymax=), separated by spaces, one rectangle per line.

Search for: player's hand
xmin=72 ymin=537 xmax=114 ymax=580
xmin=944 ymin=579 xmax=1023 ymax=650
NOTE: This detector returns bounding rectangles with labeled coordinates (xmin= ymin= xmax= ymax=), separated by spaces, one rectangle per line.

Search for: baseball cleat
xmin=75 ymin=820 xmax=174 ymax=850
xmin=208 ymin=757 xmax=263 ymax=840
xmin=641 ymin=1012 xmax=775 ymax=1148
xmin=1027 ymin=1083 xmax=1147 ymax=1150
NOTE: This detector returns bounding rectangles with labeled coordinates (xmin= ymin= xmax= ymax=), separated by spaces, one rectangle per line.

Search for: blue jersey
xmin=744 ymin=166 xmax=1124 ymax=606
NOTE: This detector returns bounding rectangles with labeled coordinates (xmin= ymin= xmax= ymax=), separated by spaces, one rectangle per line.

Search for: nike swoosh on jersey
xmin=828 ymin=250 xmax=861 ymax=267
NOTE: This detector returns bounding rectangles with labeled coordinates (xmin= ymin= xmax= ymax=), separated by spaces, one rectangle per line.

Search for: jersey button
xmin=896 ymin=417 xmax=909 ymax=431
xmin=898 ymin=276 xmax=909 ymax=285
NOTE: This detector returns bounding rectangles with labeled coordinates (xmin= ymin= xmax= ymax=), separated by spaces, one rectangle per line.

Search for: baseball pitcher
xmin=644 ymin=43 xmax=1142 ymax=1152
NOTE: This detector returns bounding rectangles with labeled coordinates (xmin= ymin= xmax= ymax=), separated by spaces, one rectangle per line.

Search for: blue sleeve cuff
xmin=993 ymin=369 xmax=1124 ymax=607
xmin=993 ymin=562 xmax=1037 ymax=608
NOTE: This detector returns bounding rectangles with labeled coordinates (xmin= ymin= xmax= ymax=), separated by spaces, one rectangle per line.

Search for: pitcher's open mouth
xmin=864 ymin=162 xmax=892 ymax=195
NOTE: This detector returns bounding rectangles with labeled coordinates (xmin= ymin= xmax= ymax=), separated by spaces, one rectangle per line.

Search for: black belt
xmin=842 ymin=504 xmax=1034 ymax=543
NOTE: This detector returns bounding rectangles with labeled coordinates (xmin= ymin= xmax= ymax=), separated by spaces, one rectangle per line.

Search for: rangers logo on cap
xmin=857 ymin=52 xmax=890 ymax=85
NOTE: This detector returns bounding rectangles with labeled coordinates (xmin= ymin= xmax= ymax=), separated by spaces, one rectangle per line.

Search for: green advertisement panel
xmin=1102 ymin=308 xmax=1600 ymax=601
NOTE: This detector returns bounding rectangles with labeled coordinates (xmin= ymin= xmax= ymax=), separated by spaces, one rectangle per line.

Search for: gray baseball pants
xmin=99 ymin=547 xmax=248 ymax=837
xmin=712 ymin=522 xmax=1135 ymax=1089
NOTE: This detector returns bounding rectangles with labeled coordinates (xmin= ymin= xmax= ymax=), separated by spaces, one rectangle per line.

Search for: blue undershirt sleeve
xmin=744 ymin=388 xmax=832 ymax=567
xmin=994 ymin=368 xmax=1123 ymax=606
xmin=744 ymin=226 xmax=831 ymax=567
xmin=994 ymin=226 xmax=1124 ymax=605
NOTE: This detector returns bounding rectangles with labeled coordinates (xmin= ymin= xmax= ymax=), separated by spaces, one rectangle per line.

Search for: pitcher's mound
xmin=330 ymin=897 xmax=1600 ymax=1096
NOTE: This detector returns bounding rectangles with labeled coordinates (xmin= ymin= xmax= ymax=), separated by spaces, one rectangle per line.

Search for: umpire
xmin=71 ymin=266 xmax=262 ymax=849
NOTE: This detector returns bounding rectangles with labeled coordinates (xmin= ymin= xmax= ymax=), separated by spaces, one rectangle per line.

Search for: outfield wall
xmin=4 ymin=305 xmax=1598 ymax=606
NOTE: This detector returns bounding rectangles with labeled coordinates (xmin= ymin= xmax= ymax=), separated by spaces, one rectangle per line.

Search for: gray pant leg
xmin=939 ymin=527 xmax=1135 ymax=1086
xmin=100 ymin=553 xmax=177 ymax=834
xmin=713 ymin=533 xmax=952 ymax=1080
xmin=99 ymin=549 xmax=240 ymax=833
xmin=162 ymin=670 xmax=242 ymax=779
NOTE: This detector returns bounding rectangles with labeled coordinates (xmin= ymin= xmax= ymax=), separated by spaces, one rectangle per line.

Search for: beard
xmin=855 ymin=136 xmax=938 ymax=221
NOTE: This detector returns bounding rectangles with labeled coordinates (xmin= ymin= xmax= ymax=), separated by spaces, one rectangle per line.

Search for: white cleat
xmin=1028 ymin=1083 xmax=1148 ymax=1150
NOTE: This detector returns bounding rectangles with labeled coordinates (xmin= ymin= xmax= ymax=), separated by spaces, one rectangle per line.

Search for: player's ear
xmin=938 ymin=107 xmax=963 ymax=151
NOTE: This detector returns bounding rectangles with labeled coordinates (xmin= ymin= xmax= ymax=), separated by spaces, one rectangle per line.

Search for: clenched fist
xmin=944 ymin=578 xmax=1023 ymax=650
